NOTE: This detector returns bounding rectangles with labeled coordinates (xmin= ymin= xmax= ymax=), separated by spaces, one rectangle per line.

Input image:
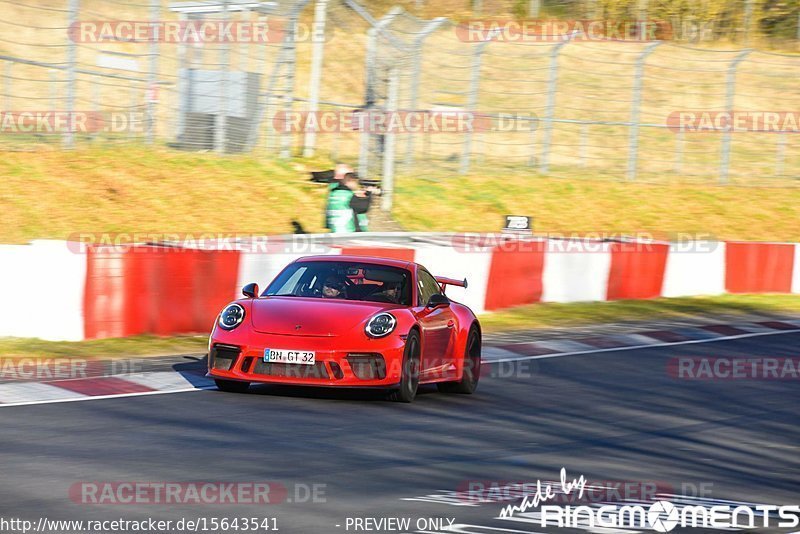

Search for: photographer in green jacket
xmin=326 ymin=172 xmax=374 ymax=233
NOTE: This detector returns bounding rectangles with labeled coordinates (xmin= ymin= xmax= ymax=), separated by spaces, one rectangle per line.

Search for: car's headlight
xmin=365 ymin=312 xmax=396 ymax=338
xmin=218 ymin=303 xmax=245 ymax=331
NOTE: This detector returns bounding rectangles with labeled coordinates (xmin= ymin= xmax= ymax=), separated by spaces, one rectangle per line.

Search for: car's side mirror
xmin=427 ymin=293 xmax=450 ymax=308
xmin=242 ymin=283 xmax=259 ymax=298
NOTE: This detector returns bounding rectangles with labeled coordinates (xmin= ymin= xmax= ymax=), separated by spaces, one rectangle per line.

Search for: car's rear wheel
xmin=437 ymin=326 xmax=481 ymax=394
xmin=388 ymin=330 xmax=420 ymax=403
xmin=215 ymin=378 xmax=250 ymax=393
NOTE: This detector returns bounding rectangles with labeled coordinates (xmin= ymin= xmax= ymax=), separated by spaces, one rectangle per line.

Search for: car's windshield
xmin=264 ymin=261 xmax=412 ymax=305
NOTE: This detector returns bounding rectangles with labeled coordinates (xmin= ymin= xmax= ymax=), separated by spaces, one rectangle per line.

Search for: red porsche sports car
xmin=207 ymin=255 xmax=481 ymax=402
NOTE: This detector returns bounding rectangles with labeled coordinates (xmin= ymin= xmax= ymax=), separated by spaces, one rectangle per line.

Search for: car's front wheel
xmin=215 ymin=378 xmax=250 ymax=393
xmin=388 ymin=330 xmax=420 ymax=403
xmin=437 ymin=326 xmax=481 ymax=394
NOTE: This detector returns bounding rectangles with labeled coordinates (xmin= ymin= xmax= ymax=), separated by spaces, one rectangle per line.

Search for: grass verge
xmin=1 ymin=294 xmax=799 ymax=358
xmin=478 ymin=294 xmax=800 ymax=332
xmin=2 ymin=146 xmax=800 ymax=243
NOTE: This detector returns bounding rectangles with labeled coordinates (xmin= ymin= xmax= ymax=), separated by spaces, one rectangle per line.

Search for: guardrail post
xmin=404 ymin=17 xmax=446 ymax=167
xmin=302 ymin=0 xmax=329 ymax=157
xmin=719 ymin=50 xmax=751 ymax=184
xmin=381 ymin=68 xmax=399 ymax=212
xmin=64 ymin=0 xmax=78 ymax=149
xmin=626 ymin=41 xmax=660 ymax=181
xmin=539 ymin=35 xmax=573 ymax=174
xmin=460 ymin=30 xmax=496 ymax=175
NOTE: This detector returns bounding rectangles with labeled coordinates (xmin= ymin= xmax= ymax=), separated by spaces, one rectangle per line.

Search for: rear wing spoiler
xmin=435 ymin=276 xmax=468 ymax=293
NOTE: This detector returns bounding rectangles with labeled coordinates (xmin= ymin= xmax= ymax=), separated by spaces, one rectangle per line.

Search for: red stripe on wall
xmin=339 ymin=247 xmax=416 ymax=263
xmin=725 ymin=242 xmax=795 ymax=293
xmin=84 ymin=246 xmax=241 ymax=339
xmin=83 ymin=247 xmax=127 ymax=339
xmin=484 ymin=243 xmax=544 ymax=311
xmin=606 ymin=242 xmax=669 ymax=300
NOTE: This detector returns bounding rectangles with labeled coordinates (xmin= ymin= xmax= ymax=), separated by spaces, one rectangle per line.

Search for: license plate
xmin=263 ymin=348 xmax=315 ymax=365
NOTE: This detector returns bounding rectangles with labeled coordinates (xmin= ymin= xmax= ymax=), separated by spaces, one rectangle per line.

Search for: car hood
xmin=249 ymin=297 xmax=400 ymax=336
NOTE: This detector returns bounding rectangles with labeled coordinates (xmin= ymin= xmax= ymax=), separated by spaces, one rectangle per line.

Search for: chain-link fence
xmin=1 ymin=0 xmax=799 ymax=189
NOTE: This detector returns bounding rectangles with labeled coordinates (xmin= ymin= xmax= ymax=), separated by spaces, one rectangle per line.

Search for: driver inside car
xmin=321 ymin=275 xmax=348 ymax=299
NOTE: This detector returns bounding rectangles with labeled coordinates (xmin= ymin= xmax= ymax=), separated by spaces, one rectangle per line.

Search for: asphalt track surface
xmin=0 ymin=333 xmax=798 ymax=534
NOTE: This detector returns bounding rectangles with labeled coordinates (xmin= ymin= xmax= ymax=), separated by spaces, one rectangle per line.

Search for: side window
xmin=417 ymin=269 xmax=441 ymax=306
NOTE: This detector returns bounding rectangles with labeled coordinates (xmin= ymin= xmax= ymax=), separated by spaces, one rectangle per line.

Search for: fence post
xmin=176 ymin=12 xmax=188 ymax=142
xmin=49 ymin=70 xmax=57 ymax=112
xmin=381 ymin=68 xmax=399 ymax=212
xmin=627 ymin=41 xmax=660 ymax=181
xmin=129 ymin=85 xmax=137 ymax=139
xmin=460 ymin=31 xmax=496 ymax=175
xmin=743 ymin=0 xmax=754 ymax=45
xmin=358 ymin=28 xmax=377 ymax=179
xmin=64 ymin=0 xmax=79 ymax=149
xmin=3 ymin=62 xmax=11 ymax=111
xmin=776 ymin=132 xmax=786 ymax=177
xmin=359 ymin=8 xmax=401 ymax=180
xmin=302 ymin=0 xmax=329 ymax=157
xmin=91 ymin=83 xmax=100 ymax=142
xmin=404 ymin=17 xmax=446 ymax=167
xmin=539 ymin=36 xmax=572 ymax=174
xmin=674 ymin=128 xmax=684 ymax=174
xmin=147 ymin=0 xmax=159 ymax=144
xmin=215 ymin=1 xmax=230 ymax=154
xmin=719 ymin=50 xmax=751 ymax=184
xmin=279 ymin=9 xmax=302 ymax=159
xmin=579 ymin=122 xmax=588 ymax=166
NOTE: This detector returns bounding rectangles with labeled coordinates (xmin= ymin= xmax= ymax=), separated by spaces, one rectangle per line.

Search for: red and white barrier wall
xmin=1 ymin=236 xmax=799 ymax=341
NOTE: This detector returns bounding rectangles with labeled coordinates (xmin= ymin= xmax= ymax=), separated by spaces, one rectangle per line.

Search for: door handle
xmin=447 ymin=320 xmax=455 ymax=328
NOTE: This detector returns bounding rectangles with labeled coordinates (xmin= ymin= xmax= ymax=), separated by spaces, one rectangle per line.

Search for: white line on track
xmin=1 ymin=329 xmax=798 ymax=409
xmin=485 ymin=328 xmax=800 ymax=364
xmin=0 ymin=385 xmax=215 ymax=408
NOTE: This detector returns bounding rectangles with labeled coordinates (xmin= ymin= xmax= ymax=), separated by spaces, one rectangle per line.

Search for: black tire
xmin=437 ymin=326 xmax=481 ymax=394
xmin=215 ymin=378 xmax=250 ymax=393
xmin=388 ymin=330 xmax=421 ymax=403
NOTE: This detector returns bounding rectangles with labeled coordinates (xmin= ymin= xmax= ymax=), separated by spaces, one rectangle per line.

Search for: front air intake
xmin=346 ymin=353 xmax=386 ymax=380
xmin=210 ymin=344 xmax=240 ymax=371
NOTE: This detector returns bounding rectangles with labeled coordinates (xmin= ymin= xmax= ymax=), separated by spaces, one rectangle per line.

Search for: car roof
xmin=293 ymin=255 xmax=415 ymax=271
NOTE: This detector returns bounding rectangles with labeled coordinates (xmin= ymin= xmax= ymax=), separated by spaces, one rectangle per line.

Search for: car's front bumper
xmin=206 ymin=330 xmax=406 ymax=388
